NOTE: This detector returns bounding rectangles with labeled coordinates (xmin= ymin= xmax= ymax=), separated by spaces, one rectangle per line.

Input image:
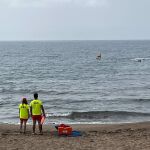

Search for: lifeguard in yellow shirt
xmin=19 ymin=97 xmax=29 ymax=134
xmin=30 ymin=93 xmax=46 ymax=134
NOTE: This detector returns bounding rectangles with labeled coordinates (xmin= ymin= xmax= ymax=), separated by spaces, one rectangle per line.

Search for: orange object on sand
xmin=58 ymin=126 xmax=72 ymax=135
xmin=41 ymin=116 xmax=45 ymax=124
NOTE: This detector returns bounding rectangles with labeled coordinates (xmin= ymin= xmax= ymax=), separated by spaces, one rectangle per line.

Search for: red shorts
xmin=32 ymin=115 xmax=42 ymax=122
xmin=20 ymin=118 xmax=28 ymax=122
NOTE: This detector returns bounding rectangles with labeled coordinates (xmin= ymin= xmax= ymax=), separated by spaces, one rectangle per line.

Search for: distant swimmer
xmin=96 ymin=52 xmax=101 ymax=60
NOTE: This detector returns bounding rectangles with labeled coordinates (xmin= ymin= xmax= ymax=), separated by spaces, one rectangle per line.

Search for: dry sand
xmin=1 ymin=122 xmax=150 ymax=150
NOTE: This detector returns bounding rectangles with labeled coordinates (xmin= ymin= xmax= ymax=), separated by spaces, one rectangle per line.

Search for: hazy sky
xmin=0 ymin=0 xmax=150 ymax=40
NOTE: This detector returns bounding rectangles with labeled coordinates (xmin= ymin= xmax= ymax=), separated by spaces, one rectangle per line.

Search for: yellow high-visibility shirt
xmin=19 ymin=104 xmax=29 ymax=119
xmin=30 ymin=99 xmax=42 ymax=115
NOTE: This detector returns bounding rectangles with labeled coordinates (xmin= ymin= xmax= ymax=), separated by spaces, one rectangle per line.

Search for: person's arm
xmin=19 ymin=104 xmax=21 ymax=118
xmin=30 ymin=106 xmax=32 ymax=117
xmin=19 ymin=109 xmax=20 ymax=118
xmin=41 ymin=105 xmax=46 ymax=117
xmin=28 ymin=109 xmax=30 ymax=119
xmin=27 ymin=105 xmax=30 ymax=119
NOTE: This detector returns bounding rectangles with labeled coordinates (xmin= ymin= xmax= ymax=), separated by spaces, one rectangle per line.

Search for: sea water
xmin=0 ymin=40 xmax=150 ymax=124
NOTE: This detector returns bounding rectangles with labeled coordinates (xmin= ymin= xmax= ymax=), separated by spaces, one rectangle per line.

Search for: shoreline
xmin=2 ymin=117 xmax=150 ymax=125
xmin=1 ymin=121 xmax=150 ymax=150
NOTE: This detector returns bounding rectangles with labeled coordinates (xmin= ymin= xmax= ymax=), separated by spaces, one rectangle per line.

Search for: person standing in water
xmin=30 ymin=93 xmax=46 ymax=134
xmin=19 ymin=97 xmax=29 ymax=134
xmin=96 ymin=52 xmax=101 ymax=60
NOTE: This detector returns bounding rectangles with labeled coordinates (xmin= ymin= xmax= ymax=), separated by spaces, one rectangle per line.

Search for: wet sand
xmin=1 ymin=122 xmax=150 ymax=150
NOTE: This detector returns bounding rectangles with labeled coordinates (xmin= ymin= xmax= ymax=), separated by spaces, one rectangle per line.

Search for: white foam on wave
xmin=131 ymin=57 xmax=150 ymax=61
xmin=46 ymin=112 xmax=71 ymax=117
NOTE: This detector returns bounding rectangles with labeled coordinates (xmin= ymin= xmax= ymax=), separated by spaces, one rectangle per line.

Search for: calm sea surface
xmin=0 ymin=40 xmax=150 ymax=124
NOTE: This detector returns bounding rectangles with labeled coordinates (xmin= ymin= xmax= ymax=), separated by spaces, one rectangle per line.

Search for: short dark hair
xmin=34 ymin=93 xmax=38 ymax=99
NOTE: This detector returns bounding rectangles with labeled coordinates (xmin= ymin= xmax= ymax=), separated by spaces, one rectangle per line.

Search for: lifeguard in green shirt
xmin=30 ymin=93 xmax=46 ymax=134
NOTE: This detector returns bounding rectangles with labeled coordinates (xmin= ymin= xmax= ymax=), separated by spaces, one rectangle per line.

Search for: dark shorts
xmin=32 ymin=115 xmax=42 ymax=122
xmin=20 ymin=118 xmax=28 ymax=122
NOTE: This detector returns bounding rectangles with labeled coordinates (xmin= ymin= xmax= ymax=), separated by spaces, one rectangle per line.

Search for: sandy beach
xmin=1 ymin=122 xmax=150 ymax=150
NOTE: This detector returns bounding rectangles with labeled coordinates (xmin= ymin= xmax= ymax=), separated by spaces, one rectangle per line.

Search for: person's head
xmin=22 ymin=97 xmax=28 ymax=104
xmin=34 ymin=93 xmax=38 ymax=99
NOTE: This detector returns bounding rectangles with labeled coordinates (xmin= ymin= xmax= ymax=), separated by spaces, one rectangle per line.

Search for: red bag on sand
xmin=57 ymin=124 xmax=72 ymax=135
xmin=59 ymin=124 xmax=70 ymax=127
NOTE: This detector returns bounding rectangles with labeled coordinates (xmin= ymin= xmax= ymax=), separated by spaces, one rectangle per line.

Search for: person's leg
xmin=38 ymin=120 xmax=42 ymax=134
xmin=32 ymin=120 xmax=36 ymax=134
xmin=20 ymin=119 xmax=23 ymax=133
xmin=23 ymin=120 xmax=27 ymax=134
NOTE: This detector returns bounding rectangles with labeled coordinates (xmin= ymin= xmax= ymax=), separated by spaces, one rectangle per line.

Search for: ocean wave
xmin=0 ymin=88 xmax=33 ymax=94
xmin=47 ymin=111 xmax=150 ymax=120
xmin=0 ymin=88 xmax=67 ymax=95
xmin=0 ymin=101 xmax=10 ymax=106
xmin=131 ymin=57 xmax=150 ymax=62
xmin=130 ymin=98 xmax=150 ymax=103
xmin=0 ymin=88 xmax=99 ymax=96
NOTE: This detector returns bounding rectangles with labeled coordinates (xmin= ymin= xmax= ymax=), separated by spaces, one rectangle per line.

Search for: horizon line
xmin=0 ymin=39 xmax=150 ymax=42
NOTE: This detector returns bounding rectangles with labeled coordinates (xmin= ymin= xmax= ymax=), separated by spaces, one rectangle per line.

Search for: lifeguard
xmin=30 ymin=93 xmax=46 ymax=135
